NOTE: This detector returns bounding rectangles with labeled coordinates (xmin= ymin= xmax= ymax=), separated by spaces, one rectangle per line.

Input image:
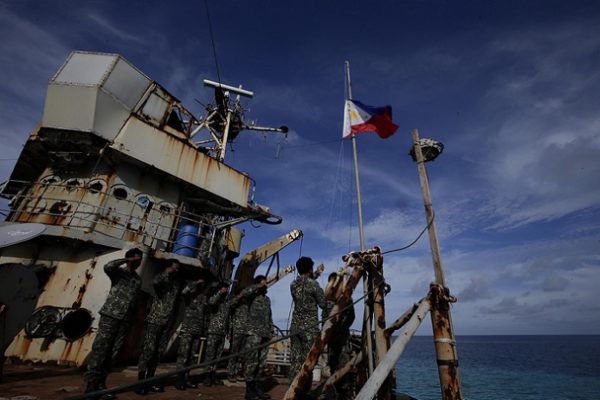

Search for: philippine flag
xmin=342 ymin=100 xmax=399 ymax=139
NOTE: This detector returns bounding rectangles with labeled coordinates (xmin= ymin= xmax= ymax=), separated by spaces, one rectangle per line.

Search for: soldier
xmin=288 ymin=256 xmax=327 ymax=384
xmin=84 ymin=248 xmax=143 ymax=399
xmin=135 ymin=259 xmax=181 ymax=395
xmin=175 ymin=277 xmax=207 ymax=390
xmin=323 ymin=272 xmax=355 ymax=398
xmin=203 ymin=281 xmax=229 ymax=386
xmin=227 ymin=287 xmax=249 ymax=382
xmin=238 ymin=275 xmax=272 ymax=400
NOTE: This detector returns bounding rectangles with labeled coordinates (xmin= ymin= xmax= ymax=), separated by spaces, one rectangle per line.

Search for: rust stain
xmin=16 ymin=335 xmax=33 ymax=357
xmin=377 ymin=314 xmax=386 ymax=329
xmin=61 ymin=339 xmax=85 ymax=362
xmin=73 ymin=268 xmax=93 ymax=308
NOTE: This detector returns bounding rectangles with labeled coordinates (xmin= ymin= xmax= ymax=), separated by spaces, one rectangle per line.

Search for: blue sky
xmin=1 ymin=0 xmax=599 ymax=335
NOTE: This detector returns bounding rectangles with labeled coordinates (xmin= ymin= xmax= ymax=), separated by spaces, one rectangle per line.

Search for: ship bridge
xmin=1 ymin=51 xmax=280 ymax=266
xmin=0 ymin=51 xmax=284 ymax=366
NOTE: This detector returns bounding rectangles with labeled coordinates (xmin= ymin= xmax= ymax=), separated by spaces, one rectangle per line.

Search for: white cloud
xmin=84 ymin=11 xmax=146 ymax=44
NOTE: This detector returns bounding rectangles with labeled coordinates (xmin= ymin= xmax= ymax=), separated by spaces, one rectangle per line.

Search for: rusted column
xmin=430 ymin=283 xmax=461 ymax=400
xmin=284 ymin=249 xmax=376 ymax=400
xmin=369 ymin=249 xmax=392 ymax=399
xmin=411 ymin=129 xmax=463 ymax=400
xmin=372 ymin=255 xmax=388 ymax=365
xmin=355 ymin=298 xmax=431 ymax=400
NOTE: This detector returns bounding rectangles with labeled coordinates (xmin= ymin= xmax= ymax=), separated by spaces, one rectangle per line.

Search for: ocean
xmin=394 ymin=335 xmax=600 ymax=400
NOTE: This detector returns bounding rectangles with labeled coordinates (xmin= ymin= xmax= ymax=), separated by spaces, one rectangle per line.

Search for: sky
xmin=0 ymin=0 xmax=599 ymax=336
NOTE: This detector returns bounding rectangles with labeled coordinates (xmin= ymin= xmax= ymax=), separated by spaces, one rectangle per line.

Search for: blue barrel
xmin=173 ymin=224 xmax=199 ymax=257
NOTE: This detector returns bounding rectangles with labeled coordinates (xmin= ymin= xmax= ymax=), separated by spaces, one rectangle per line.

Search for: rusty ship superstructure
xmin=0 ymin=50 xmax=287 ymax=367
xmin=0 ymin=51 xmax=464 ymax=400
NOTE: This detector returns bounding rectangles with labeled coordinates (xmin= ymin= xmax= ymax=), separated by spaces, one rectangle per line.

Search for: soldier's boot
xmin=146 ymin=367 xmax=164 ymax=392
xmin=85 ymin=381 xmax=98 ymax=393
xmin=134 ymin=370 xmax=148 ymax=395
xmin=175 ymin=373 xmax=187 ymax=391
xmin=255 ymin=382 xmax=271 ymax=400
xmin=84 ymin=381 xmax=100 ymax=399
xmin=203 ymin=370 xmax=214 ymax=386
xmin=97 ymin=381 xmax=117 ymax=400
xmin=245 ymin=381 xmax=259 ymax=400
xmin=185 ymin=372 xmax=199 ymax=388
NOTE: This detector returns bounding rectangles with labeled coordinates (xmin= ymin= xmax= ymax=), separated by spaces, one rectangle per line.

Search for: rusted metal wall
xmin=112 ymin=116 xmax=251 ymax=207
xmin=0 ymin=243 xmax=159 ymax=366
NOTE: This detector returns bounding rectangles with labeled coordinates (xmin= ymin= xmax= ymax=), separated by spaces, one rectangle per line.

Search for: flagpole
xmin=345 ymin=60 xmax=375 ymax=375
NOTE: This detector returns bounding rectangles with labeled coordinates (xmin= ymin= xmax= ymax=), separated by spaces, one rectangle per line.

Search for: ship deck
xmin=0 ymin=363 xmax=291 ymax=400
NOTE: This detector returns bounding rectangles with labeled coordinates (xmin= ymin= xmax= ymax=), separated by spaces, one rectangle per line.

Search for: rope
xmin=204 ymin=0 xmax=222 ymax=85
xmin=327 ymin=140 xmax=346 ymax=231
xmin=280 ymin=138 xmax=343 ymax=150
xmin=382 ymin=211 xmax=435 ymax=255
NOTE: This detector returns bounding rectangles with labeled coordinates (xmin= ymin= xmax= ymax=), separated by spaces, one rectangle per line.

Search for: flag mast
xmin=345 ymin=60 xmax=375 ymax=374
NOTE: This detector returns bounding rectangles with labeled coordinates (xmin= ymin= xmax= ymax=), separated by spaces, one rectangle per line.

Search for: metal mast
xmin=345 ymin=61 xmax=375 ymax=374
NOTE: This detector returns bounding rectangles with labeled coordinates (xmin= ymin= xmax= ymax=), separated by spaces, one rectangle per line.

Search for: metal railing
xmin=0 ymin=179 xmax=226 ymax=259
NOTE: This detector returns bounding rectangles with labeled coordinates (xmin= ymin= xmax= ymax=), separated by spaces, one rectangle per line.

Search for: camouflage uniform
xmin=204 ymin=289 xmax=229 ymax=373
xmin=239 ymin=285 xmax=272 ymax=382
xmin=323 ymin=301 xmax=355 ymax=374
xmin=288 ymin=275 xmax=327 ymax=383
xmin=227 ymin=301 xmax=249 ymax=379
xmin=176 ymin=280 xmax=207 ymax=371
xmin=84 ymin=258 xmax=141 ymax=387
xmin=138 ymin=269 xmax=181 ymax=373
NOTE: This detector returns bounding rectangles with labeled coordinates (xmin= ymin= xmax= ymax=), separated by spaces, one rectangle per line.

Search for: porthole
xmin=159 ymin=203 xmax=173 ymax=214
xmin=65 ymin=178 xmax=83 ymax=191
xmin=88 ymin=179 xmax=106 ymax=194
xmin=40 ymin=175 xmax=61 ymax=186
xmin=112 ymin=186 xmax=129 ymax=200
xmin=135 ymin=194 xmax=153 ymax=209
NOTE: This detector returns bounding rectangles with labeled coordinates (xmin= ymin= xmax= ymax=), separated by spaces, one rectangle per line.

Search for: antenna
xmin=193 ymin=79 xmax=289 ymax=161
xmin=203 ymin=79 xmax=254 ymax=98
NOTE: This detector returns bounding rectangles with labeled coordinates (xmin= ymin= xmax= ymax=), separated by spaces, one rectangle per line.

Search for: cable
xmin=382 ymin=211 xmax=435 ymax=255
xmin=204 ymin=0 xmax=222 ymax=85
xmin=281 ymin=138 xmax=342 ymax=150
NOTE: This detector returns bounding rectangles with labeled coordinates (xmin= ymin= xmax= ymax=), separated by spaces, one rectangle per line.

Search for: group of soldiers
xmin=83 ymin=248 xmax=354 ymax=400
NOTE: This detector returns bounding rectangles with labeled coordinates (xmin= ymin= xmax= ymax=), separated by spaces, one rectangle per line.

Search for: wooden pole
xmin=411 ymin=128 xmax=463 ymax=400
xmin=411 ymin=128 xmax=445 ymax=286
xmin=371 ymin=250 xmax=392 ymax=399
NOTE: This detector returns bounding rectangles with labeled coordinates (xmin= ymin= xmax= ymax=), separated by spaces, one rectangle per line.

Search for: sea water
xmin=394 ymin=335 xmax=600 ymax=400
